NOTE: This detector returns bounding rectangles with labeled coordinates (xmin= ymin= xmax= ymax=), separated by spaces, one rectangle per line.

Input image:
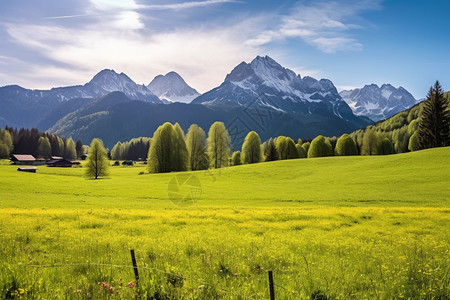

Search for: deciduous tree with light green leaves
xmin=0 ymin=129 xmax=13 ymax=157
xmin=64 ymin=138 xmax=77 ymax=160
xmin=37 ymin=136 xmax=52 ymax=158
xmin=231 ymin=151 xmax=242 ymax=166
xmin=361 ymin=128 xmax=379 ymax=155
xmin=276 ymin=136 xmax=298 ymax=160
xmin=111 ymin=142 xmax=122 ymax=160
xmin=308 ymin=135 xmax=333 ymax=158
xmin=85 ymin=138 xmax=109 ymax=179
xmin=147 ymin=122 xmax=189 ymax=173
xmin=335 ymin=134 xmax=358 ymax=156
xmin=173 ymin=123 xmax=189 ymax=171
xmin=207 ymin=122 xmax=230 ymax=169
xmin=186 ymin=124 xmax=209 ymax=171
xmin=379 ymin=137 xmax=395 ymax=155
xmin=302 ymin=142 xmax=310 ymax=154
xmin=408 ymin=131 xmax=420 ymax=152
xmin=242 ymin=131 xmax=262 ymax=164
xmin=296 ymin=143 xmax=307 ymax=158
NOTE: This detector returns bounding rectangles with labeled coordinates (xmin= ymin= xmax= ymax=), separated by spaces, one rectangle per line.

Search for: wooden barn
xmin=47 ymin=159 xmax=73 ymax=167
xmin=11 ymin=154 xmax=36 ymax=165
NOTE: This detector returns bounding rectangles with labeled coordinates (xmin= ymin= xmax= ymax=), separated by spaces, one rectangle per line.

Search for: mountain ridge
xmin=192 ymin=55 xmax=367 ymax=129
xmin=340 ymin=83 xmax=417 ymax=122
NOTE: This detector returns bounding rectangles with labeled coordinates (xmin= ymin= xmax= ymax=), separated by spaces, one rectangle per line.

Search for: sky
xmin=0 ymin=0 xmax=449 ymax=99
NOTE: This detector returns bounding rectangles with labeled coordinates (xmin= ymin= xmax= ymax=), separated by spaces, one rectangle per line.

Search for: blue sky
xmin=0 ymin=0 xmax=449 ymax=98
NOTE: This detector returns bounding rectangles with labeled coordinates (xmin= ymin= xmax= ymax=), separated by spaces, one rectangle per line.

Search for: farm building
xmin=17 ymin=167 xmax=37 ymax=173
xmin=122 ymin=160 xmax=134 ymax=166
xmin=47 ymin=159 xmax=73 ymax=167
xmin=11 ymin=154 xmax=36 ymax=165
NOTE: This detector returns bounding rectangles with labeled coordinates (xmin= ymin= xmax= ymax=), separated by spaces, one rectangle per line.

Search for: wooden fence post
xmin=268 ymin=270 xmax=275 ymax=300
xmin=130 ymin=249 xmax=139 ymax=284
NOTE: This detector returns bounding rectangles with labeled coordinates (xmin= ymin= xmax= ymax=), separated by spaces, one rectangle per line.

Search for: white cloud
xmin=4 ymin=19 xmax=259 ymax=92
xmin=0 ymin=0 xmax=381 ymax=92
xmin=249 ymin=0 xmax=381 ymax=53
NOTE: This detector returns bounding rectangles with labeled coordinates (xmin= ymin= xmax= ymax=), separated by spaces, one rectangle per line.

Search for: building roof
xmin=12 ymin=154 xmax=36 ymax=161
xmin=47 ymin=159 xmax=73 ymax=165
xmin=50 ymin=156 xmax=63 ymax=160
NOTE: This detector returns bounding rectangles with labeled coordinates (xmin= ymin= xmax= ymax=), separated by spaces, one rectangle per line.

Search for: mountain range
xmin=339 ymin=84 xmax=417 ymax=122
xmin=0 ymin=55 xmax=419 ymax=148
xmin=193 ymin=56 xmax=361 ymax=121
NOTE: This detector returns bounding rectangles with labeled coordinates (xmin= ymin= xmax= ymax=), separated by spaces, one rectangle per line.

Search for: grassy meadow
xmin=0 ymin=147 xmax=449 ymax=299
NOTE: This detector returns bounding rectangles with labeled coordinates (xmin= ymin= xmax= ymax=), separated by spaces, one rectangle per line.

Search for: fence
xmin=19 ymin=249 xmax=300 ymax=299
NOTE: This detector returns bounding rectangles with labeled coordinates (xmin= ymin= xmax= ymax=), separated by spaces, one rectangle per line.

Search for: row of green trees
xmin=111 ymin=137 xmax=151 ymax=161
xmin=0 ymin=127 xmax=86 ymax=159
xmin=147 ymin=122 xmax=230 ymax=173
xmin=144 ymin=120 xmax=374 ymax=173
xmin=36 ymin=136 xmax=79 ymax=159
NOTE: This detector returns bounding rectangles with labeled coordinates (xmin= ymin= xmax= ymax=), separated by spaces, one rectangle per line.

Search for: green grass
xmin=0 ymin=148 xmax=449 ymax=299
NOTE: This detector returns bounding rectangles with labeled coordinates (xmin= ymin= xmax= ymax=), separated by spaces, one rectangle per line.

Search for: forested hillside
xmin=350 ymin=92 xmax=450 ymax=153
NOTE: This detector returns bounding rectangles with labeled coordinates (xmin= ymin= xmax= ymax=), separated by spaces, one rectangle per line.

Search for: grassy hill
xmin=0 ymin=148 xmax=449 ymax=299
xmin=1 ymin=147 xmax=448 ymax=209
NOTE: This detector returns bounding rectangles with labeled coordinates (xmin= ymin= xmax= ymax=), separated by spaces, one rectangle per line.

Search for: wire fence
xmin=15 ymin=250 xmax=303 ymax=299
xmin=20 ymin=261 xmax=256 ymax=299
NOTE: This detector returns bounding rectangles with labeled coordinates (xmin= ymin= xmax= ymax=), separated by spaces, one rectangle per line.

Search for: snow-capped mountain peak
xmin=192 ymin=55 xmax=357 ymax=121
xmin=147 ymin=71 xmax=200 ymax=103
xmin=84 ymin=69 xmax=161 ymax=102
xmin=88 ymin=69 xmax=135 ymax=91
xmin=339 ymin=84 xmax=417 ymax=121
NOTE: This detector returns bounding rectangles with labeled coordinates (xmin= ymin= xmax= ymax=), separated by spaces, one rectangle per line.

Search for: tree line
xmin=111 ymin=137 xmax=151 ymax=161
xmin=0 ymin=126 xmax=86 ymax=159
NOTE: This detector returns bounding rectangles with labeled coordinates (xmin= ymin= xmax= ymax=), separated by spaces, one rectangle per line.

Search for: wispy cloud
xmin=247 ymin=0 xmax=381 ymax=53
xmin=43 ymin=14 xmax=88 ymax=20
xmin=89 ymin=0 xmax=238 ymax=11
xmin=142 ymin=0 xmax=241 ymax=11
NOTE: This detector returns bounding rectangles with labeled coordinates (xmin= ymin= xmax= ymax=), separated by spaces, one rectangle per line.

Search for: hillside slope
xmin=1 ymin=147 xmax=448 ymax=209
